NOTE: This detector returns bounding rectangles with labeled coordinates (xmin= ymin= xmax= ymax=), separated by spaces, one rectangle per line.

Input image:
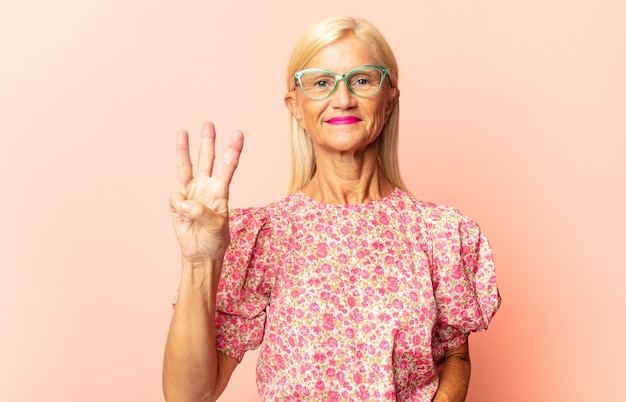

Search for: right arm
xmin=163 ymin=122 xmax=244 ymax=402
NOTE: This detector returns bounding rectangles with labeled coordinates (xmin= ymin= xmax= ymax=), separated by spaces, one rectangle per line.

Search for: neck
xmin=302 ymin=148 xmax=394 ymax=205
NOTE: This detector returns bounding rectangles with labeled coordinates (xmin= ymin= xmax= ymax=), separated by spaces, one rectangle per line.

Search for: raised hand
xmin=169 ymin=121 xmax=244 ymax=262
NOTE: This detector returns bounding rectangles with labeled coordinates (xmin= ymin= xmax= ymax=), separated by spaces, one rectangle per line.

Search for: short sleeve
xmin=428 ymin=207 xmax=501 ymax=360
xmin=214 ymin=207 xmax=274 ymax=362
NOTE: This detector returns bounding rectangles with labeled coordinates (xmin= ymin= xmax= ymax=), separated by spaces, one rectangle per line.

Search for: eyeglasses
xmin=294 ymin=65 xmax=390 ymax=100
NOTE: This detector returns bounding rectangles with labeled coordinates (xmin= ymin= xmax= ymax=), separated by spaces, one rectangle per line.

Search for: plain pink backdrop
xmin=1 ymin=1 xmax=624 ymax=401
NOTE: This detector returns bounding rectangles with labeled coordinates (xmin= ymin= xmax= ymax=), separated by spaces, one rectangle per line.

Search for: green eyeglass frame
xmin=294 ymin=65 xmax=391 ymax=100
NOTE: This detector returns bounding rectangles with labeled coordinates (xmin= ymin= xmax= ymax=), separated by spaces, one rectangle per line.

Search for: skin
xmin=163 ymin=36 xmax=471 ymax=402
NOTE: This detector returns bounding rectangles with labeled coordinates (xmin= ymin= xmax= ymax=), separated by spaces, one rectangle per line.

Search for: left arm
xmin=432 ymin=341 xmax=471 ymax=402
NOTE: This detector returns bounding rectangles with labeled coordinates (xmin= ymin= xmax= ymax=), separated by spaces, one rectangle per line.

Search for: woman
xmin=163 ymin=16 xmax=500 ymax=402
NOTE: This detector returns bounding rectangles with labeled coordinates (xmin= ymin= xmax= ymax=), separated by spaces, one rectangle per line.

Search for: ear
xmin=385 ymin=87 xmax=400 ymax=119
xmin=284 ymin=91 xmax=302 ymax=121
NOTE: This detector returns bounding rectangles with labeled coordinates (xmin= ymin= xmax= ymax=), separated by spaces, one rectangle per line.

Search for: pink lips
xmin=325 ymin=116 xmax=362 ymax=125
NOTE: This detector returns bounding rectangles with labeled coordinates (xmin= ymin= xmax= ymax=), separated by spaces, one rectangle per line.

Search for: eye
xmin=356 ymin=77 xmax=372 ymax=86
xmin=350 ymin=74 xmax=374 ymax=88
xmin=313 ymin=78 xmax=331 ymax=88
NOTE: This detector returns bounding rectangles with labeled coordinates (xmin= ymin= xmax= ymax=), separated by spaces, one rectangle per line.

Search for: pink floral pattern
xmin=213 ymin=188 xmax=500 ymax=401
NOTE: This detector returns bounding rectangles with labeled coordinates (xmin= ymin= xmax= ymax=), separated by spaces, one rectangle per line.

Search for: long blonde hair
xmin=285 ymin=16 xmax=407 ymax=194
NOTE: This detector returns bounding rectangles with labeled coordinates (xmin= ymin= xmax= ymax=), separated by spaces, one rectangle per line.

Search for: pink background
xmin=1 ymin=1 xmax=624 ymax=401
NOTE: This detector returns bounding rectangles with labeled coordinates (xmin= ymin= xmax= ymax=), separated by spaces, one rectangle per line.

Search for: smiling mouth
xmin=325 ymin=116 xmax=362 ymax=125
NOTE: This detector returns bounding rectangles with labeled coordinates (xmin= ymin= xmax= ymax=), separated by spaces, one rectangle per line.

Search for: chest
xmin=268 ymin=213 xmax=437 ymax=344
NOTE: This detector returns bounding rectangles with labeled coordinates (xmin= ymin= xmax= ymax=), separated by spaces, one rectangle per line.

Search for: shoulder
xmin=393 ymin=189 xmax=483 ymax=238
xmin=228 ymin=193 xmax=303 ymax=234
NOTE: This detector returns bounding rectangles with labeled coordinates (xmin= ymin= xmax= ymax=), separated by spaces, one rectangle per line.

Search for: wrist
xmin=180 ymin=257 xmax=223 ymax=290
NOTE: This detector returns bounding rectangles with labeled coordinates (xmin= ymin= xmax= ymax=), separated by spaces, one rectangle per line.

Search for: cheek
xmin=370 ymin=102 xmax=391 ymax=130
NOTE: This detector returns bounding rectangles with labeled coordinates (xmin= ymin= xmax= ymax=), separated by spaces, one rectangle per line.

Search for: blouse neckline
xmin=292 ymin=187 xmax=401 ymax=209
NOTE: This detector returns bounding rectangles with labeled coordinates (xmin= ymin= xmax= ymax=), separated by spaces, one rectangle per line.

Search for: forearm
xmin=432 ymin=343 xmax=471 ymax=402
xmin=163 ymin=259 xmax=223 ymax=402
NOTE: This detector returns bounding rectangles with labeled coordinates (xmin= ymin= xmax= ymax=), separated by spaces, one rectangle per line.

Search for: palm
xmin=170 ymin=122 xmax=244 ymax=261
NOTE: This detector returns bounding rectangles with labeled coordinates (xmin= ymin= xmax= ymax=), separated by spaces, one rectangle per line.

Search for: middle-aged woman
xmin=164 ymin=16 xmax=501 ymax=402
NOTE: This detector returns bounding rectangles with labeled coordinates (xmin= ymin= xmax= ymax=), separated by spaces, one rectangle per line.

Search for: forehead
xmin=304 ymin=37 xmax=379 ymax=73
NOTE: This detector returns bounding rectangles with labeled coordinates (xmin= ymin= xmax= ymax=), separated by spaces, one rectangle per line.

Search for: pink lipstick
xmin=325 ymin=116 xmax=362 ymax=125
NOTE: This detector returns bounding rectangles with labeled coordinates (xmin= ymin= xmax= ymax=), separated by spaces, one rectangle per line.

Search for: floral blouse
xmin=210 ymin=188 xmax=500 ymax=401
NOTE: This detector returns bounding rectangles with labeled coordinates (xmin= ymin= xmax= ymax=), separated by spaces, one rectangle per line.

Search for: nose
xmin=331 ymin=78 xmax=356 ymax=107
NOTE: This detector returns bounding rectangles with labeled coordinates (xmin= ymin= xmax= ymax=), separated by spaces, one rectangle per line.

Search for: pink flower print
xmin=353 ymin=311 xmax=364 ymax=323
xmin=338 ymin=253 xmax=348 ymax=264
xmin=381 ymin=212 xmax=391 ymax=224
xmin=309 ymin=302 xmax=320 ymax=313
xmin=326 ymin=336 xmax=338 ymax=348
xmin=315 ymin=380 xmax=325 ymax=392
xmin=354 ymin=372 xmax=363 ymax=384
xmin=451 ymin=264 xmax=463 ymax=280
xmin=323 ymin=313 xmax=335 ymax=331
xmin=345 ymin=327 xmax=355 ymax=339
xmin=316 ymin=243 xmax=328 ymax=258
xmin=412 ymin=334 xmax=422 ymax=346
xmin=392 ymin=298 xmax=404 ymax=309
xmin=231 ymin=268 xmax=241 ymax=280
xmin=360 ymin=268 xmax=371 ymax=280
xmin=374 ymin=265 xmax=385 ymax=276
xmin=362 ymin=322 xmax=375 ymax=333
xmin=387 ymin=276 xmax=400 ymax=293
xmin=305 ymin=234 xmax=315 ymax=244
xmin=341 ymin=226 xmax=351 ymax=235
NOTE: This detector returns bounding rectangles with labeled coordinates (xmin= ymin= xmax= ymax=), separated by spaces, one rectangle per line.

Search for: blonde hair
xmin=285 ymin=16 xmax=407 ymax=194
